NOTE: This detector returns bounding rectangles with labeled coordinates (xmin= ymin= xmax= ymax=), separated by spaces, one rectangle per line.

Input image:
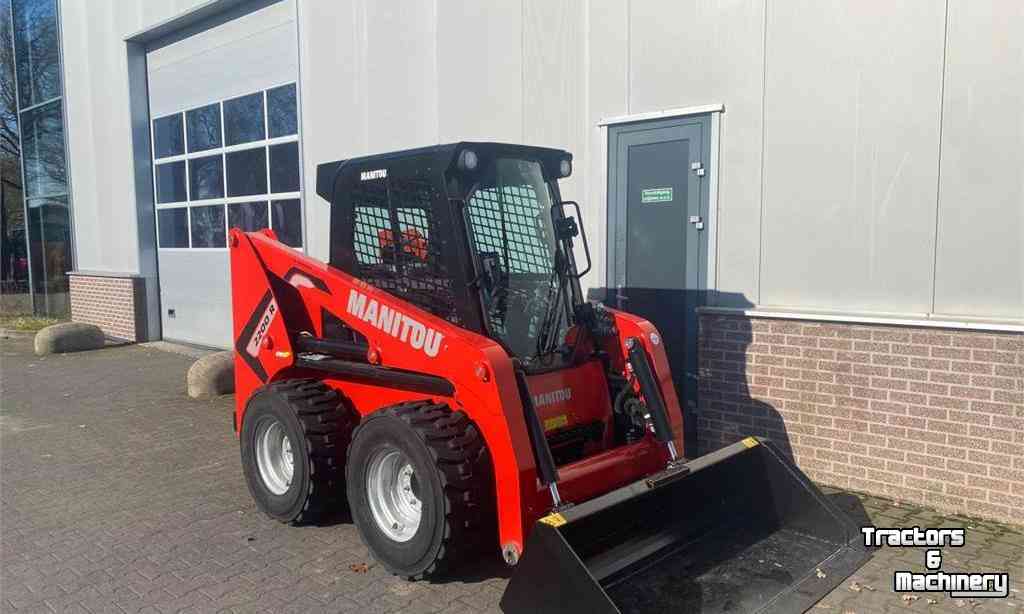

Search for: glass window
xmin=188 ymin=155 xmax=224 ymax=200
xmin=20 ymin=100 xmax=66 ymax=198
xmin=186 ymin=103 xmax=221 ymax=152
xmin=11 ymin=0 xmax=60 ymax=109
xmin=158 ymin=207 xmax=188 ymax=248
xmin=269 ymin=142 xmax=299 ymax=193
xmin=226 ymin=147 xmax=267 ymax=196
xmin=465 ymin=158 xmax=561 ymax=358
xmin=189 ymin=204 xmax=225 ymax=248
xmin=271 ymin=199 xmax=302 ymax=247
xmin=26 ymin=195 xmax=70 ymax=315
xmin=150 ymin=84 xmax=301 ymax=251
xmin=266 ymin=83 xmax=297 ymax=137
xmin=223 ymin=92 xmax=265 ymax=145
xmin=155 ymin=161 xmax=187 ymax=203
xmin=152 ymin=114 xmax=184 ymax=159
xmin=228 ymin=201 xmax=269 ymax=232
xmin=1 ymin=160 xmax=31 ymax=311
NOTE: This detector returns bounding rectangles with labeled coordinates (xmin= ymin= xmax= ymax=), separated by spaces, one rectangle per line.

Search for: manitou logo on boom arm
xmin=346 ymin=289 xmax=443 ymax=358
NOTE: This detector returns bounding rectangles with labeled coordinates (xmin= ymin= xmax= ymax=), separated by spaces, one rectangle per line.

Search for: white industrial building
xmin=2 ymin=0 xmax=1021 ymax=524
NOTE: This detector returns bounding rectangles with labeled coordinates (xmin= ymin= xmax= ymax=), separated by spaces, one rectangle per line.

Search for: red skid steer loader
xmin=229 ymin=143 xmax=869 ymax=613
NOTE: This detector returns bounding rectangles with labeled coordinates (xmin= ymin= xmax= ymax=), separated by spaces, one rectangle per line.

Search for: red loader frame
xmin=229 ymin=227 xmax=685 ymax=557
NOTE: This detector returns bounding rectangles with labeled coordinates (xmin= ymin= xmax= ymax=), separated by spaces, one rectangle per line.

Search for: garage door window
xmin=152 ymin=82 xmax=303 ymax=250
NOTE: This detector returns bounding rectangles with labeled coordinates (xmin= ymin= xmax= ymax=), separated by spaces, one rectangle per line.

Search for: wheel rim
xmin=255 ymin=419 xmax=294 ymax=495
xmin=366 ymin=446 xmax=422 ymax=542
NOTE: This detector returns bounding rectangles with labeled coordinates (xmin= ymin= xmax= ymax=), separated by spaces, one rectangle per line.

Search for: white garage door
xmin=147 ymin=1 xmax=302 ymax=348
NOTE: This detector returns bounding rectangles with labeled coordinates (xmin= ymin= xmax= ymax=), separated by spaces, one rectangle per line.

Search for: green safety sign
xmin=640 ymin=187 xmax=673 ymax=203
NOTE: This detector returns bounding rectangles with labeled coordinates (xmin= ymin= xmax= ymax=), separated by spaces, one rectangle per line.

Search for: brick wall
xmin=697 ymin=312 xmax=1024 ymax=526
xmin=68 ymin=274 xmax=146 ymax=342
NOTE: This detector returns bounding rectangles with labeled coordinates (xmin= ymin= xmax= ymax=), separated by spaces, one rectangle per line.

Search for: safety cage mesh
xmin=466 ymin=184 xmax=559 ymax=341
xmin=349 ymin=178 xmax=459 ymax=324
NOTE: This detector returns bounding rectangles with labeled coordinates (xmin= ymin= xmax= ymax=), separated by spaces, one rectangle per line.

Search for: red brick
xmin=770 ymin=322 xmax=803 ymax=334
xmin=836 ymin=327 xmax=874 ymax=340
xmin=892 ymin=344 xmax=930 ymax=357
xmin=930 ymin=371 xmax=971 ymax=385
xmin=927 ymin=420 xmax=966 ymax=435
xmin=836 ymin=374 xmax=870 ymax=387
xmin=908 ymin=406 xmax=948 ymax=420
xmin=819 ymin=338 xmax=853 ymax=351
xmin=950 ymin=361 xmax=994 ymax=375
xmin=906 ymin=428 xmax=948 ymax=445
xmin=889 ymin=367 xmax=928 ymax=382
xmin=953 ymin=335 xmax=996 ymax=350
xmin=992 ymin=390 xmax=1023 ymax=405
xmin=911 ymin=331 xmax=953 ymax=346
xmin=989 ymin=492 xmax=1024 ymax=509
xmin=968 ymin=424 xmax=1014 ymax=443
xmin=854 ymin=341 xmax=890 ymax=353
xmin=946 ymin=459 xmax=988 ymax=477
xmin=924 ymin=467 xmax=966 ymax=484
xmin=908 ymin=381 xmax=949 ymax=396
xmin=945 ymin=484 xmax=986 ymax=500
xmin=948 ymin=386 xmax=993 ymax=401
xmin=971 ymin=374 xmax=1017 ymax=390
xmin=971 ymin=349 xmax=1017 ymax=364
xmin=948 ymin=410 xmax=992 ymax=426
xmin=946 ymin=434 xmax=990 ymax=451
xmin=871 ymin=377 xmax=908 ymax=391
xmin=993 ymin=364 xmax=1024 ymax=378
xmin=852 ymin=387 xmax=888 ymax=401
xmin=818 ymin=361 xmax=853 ymax=373
xmin=853 ymin=364 xmax=889 ymax=377
xmin=925 ymin=442 xmax=966 ymax=459
xmin=966 ymin=449 xmax=1013 ymax=467
xmin=992 ymin=415 xmax=1024 ymax=431
xmin=932 ymin=346 xmax=972 ymax=360
xmin=993 ymin=336 xmax=1024 ymax=352
xmin=836 ymin=351 xmax=870 ymax=364
xmin=991 ymin=440 xmax=1024 ymax=456
xmin=887 ymin=461 xmax=924 ymax=476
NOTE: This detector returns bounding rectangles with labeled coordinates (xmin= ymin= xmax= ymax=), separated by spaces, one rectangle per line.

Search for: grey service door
xmin=608 ymin=115 xmax=710 ymax=455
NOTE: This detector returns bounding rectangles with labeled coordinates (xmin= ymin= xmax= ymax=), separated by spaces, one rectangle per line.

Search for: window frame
xmin=150 ymin=81 xmax=303 ymax=251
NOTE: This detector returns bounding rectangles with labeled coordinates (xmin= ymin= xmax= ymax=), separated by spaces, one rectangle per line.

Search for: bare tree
xmin=1 ymin=0 xmax=20 ymax=162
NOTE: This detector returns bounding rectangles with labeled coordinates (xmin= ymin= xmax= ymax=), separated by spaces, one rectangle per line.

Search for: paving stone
xmin=3 ymin=336 xmax=1023 ymax=614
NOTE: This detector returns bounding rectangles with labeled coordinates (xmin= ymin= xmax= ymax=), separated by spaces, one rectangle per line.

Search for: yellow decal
xmin=543 ymin=414 xmax=569 ymax=432
xmin=742 ymin=437 xmax=759 ymax=448
xmin=539 ymin=513 xmax=567 ymax=528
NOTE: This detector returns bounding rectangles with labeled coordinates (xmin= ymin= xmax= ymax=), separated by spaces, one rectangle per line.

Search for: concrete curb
xmin=34 ymin=322 xmax=106 ymax=355
xmin=187 ymin=351 xmax=234 ymax=399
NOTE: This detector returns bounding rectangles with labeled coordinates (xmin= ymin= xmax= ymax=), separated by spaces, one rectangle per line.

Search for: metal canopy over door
xmin=145 ymin=0 xmax=300 ymax=348
xmin=608 ymin=115 xmax=710 ymax=455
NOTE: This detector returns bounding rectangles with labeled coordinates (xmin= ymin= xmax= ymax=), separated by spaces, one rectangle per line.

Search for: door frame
xmin=599 ymin=104 xmax=722 ymax=456
xmin=598 ymin=104 xmax=723 ymax=293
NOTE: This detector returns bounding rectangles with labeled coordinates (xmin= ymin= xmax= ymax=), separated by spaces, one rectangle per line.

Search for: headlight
xmin=458 ymin=149 xmax=479 ymax=171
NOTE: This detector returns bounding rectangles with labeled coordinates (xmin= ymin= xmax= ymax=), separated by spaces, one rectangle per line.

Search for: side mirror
xmin=551 ymin=201 xmax=592 ymax=278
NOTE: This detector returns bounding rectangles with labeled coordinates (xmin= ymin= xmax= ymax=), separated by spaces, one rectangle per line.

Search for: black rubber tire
xmin=240 ymin=379 xmax=352 ymax=524
xmin=346 ymin=401 xmax=492 ymax=579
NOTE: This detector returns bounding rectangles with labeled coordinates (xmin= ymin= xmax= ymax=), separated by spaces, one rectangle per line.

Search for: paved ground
xmin=1 ymin=335 xmax=1021 ymax=613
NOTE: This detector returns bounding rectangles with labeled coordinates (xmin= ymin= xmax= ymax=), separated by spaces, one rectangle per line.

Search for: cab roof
xmin=315 ymin=142 xmax=571 ymax=203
